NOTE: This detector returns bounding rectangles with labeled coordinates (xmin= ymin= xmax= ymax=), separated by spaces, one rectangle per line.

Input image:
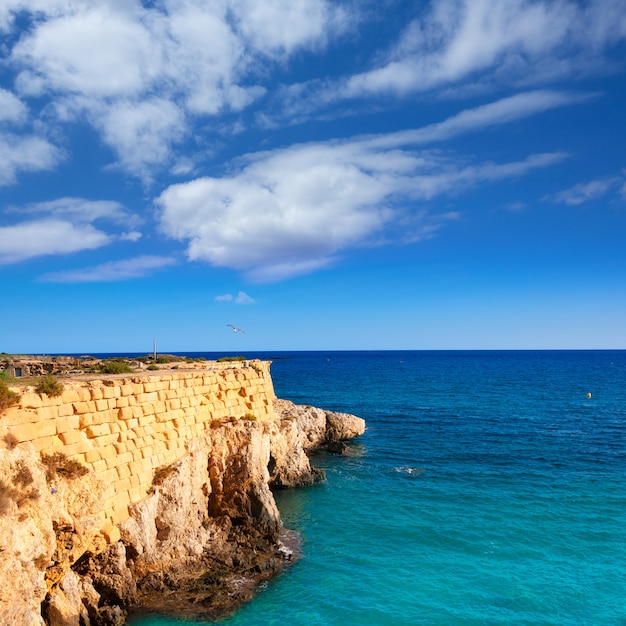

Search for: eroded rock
xmin=1 ymin=402 xmax=365 ymax=625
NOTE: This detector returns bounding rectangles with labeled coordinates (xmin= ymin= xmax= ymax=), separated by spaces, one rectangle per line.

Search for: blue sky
xmin=1 ymin=0 xmax=625 ymax=353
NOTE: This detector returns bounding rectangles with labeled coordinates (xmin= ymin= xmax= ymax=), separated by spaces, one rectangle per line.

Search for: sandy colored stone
xmin=0 ymin=365 xmax=362 ymax=625
xmin=58 ymin=431 xmax=86 ymax=445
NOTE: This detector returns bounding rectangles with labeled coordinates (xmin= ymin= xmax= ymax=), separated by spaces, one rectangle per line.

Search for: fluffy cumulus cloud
xmin=93 ymin=98 xmax=187 ymax=182
xmin=157 ymin=143 xmax=395 ymax=281
xmin=229 ymin=0 xmax=348 ymax=54
xmin=2 ymin=1 xmax=625 ymax=280
xmin=2 ymin=0 xmax=624 ymax=181
xmin=0 ymin=197 xmax=141 ymax=265
xmin=157 ymin=94 xmax=570 ymax=282
xmin=4 ymin=0 xmax=349 ymax=180
xmin=12 ymin=6 xmax=160 ymax=98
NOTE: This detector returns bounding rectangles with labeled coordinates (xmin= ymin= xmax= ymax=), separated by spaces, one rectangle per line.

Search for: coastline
xmin=0 ymin=359 xmax=365 ymax=626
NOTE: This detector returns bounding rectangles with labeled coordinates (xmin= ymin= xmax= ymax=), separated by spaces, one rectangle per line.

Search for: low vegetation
xmin=13 ymin=460 xmax=34 ymax=488
xmin=0 ymin=380 xmax=20 ymax=414
xmin=151 ymin=463 xmax=176 ymax=490
xmin=35 ymin=374 xmax=64 ymax=397
xmin=0 ymin=481 xmax=15 ymax=516
xmin=41 ymin=452 xmax=89 ymax=481
xmin=0 ymin=461 xmax=40 ymax=516
xmin=98 ymin=359 xmax=134 ymax=374
xmin=217 ymin=356 xmax=246 ymax=362
xmin=137 ymin=354 xmax=206 ymax=364
xmin=3 ymin=432 xmax=19 ymax=449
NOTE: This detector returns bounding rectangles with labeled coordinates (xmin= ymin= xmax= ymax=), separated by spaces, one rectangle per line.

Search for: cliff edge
xmin=0 ymin=396 xmax=365 ymax=625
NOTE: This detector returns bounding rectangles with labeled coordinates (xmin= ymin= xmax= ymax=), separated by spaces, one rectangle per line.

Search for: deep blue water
xmin=120 ymin=351 xmax=626 ymax=625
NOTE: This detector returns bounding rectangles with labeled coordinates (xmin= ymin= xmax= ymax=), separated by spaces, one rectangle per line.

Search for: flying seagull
xmin=227 ymin=324 xmax=245 ymax=333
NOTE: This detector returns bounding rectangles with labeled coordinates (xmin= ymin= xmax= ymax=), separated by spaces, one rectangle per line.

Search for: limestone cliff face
xmin=269 ymin=399 xmax=366 ymax=487
xmin=0 ymin=443 xmax=106 ymax=626
xmin=0 ymin=400 xmax=364 ymax=626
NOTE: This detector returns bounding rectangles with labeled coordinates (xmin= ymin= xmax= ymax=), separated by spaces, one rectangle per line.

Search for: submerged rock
xmin=327 ymin=440 xmax=348 ymax=454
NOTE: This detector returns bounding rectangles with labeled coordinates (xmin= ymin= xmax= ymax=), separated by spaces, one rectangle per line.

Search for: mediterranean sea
xmin=125 ymin=350 xmax=626 ymax=625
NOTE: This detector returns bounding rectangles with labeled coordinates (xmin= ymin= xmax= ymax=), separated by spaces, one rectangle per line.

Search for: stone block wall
xmin=0 ymin=361 xmax=276 ymax=543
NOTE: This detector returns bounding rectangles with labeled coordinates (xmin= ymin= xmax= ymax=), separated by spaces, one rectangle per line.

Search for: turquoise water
xmin=128 ymin=351 xmax=626 ymax=625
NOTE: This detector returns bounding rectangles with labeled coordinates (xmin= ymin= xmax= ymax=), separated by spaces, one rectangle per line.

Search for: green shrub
xmin=217 ymin=356 xmax=246 ymax=363
xmin=0 ymin=380 xmax=19 ymax=414
xmin=35 ymin=375 xmax=64 ymax=397
xmin=0 ymin=369 xmax=14 ymax=380
xmin=146 ymin=364 xmax=159 ymax=371
xmin=156 ymin=355 xmax=178 ymax=364
xmin=99 ymin=359 xmax=133 ymax=374
xmin=41 ymin=452 xmax=89 ymax=481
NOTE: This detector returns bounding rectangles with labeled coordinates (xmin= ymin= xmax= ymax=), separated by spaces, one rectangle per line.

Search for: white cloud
xmin=40 ymin=255 xmax=177 ymax=282
xmin=157 ymin=99 xmax=566 ymax=282
xmin=0 ymin=197 xmax=143 ymax=264
xmin=12 ymin=6 xmax=160 ymax=98
xmin=548 ymin=177 xmax=623 ymax=205
xmin=275 ymin=0 xmax=626 ymax=117
xmin=5 ymin=0 xmax=350 ymax=179
xmin=0 ymin=88 xmax=28 ymax=123
xmin=359 ymin=0 xmax=626 ymax=94
xmin=3 ymin=0 xmax=623 ymax=189
xmin=505 ymin=201 xmax=527 ymax=212
xmin=161 ymin=4 xmax=247 ymax=116
xmin=19 ymin=197 xmax=141 ymax=228
xmin=0 ymin=219 xmax=110 ymax=264
xmin=360 ymin=90 xmax=592 ymax=149
xmin=93 ymin=98 xmax=187 ymax=182
xmin=230 ymin=0 xmax=348 ymax=55
xmin=0 ymin=133 xmax=63 ymax=186
xmin=157 ymin=142 xmax=397 ymax=281
xmin=234 ymin=291 xmax=255 ymax=304
xmin=216 ymin=291 xmax=256 ymax=304
xmin=120 ymin=231 xmax=142 ymax=242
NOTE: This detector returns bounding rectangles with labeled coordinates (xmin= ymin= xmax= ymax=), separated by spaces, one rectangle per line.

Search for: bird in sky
xmin=227 ymin=324 xmax=244 ymax=333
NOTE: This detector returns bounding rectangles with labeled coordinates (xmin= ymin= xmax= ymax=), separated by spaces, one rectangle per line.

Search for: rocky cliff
xmin=0 ymin=398 xmax=365 ymax=625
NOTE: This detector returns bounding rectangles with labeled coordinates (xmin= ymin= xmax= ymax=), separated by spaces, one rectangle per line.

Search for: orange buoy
xmin=587 ymin=392 xmax=592 ymax=398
